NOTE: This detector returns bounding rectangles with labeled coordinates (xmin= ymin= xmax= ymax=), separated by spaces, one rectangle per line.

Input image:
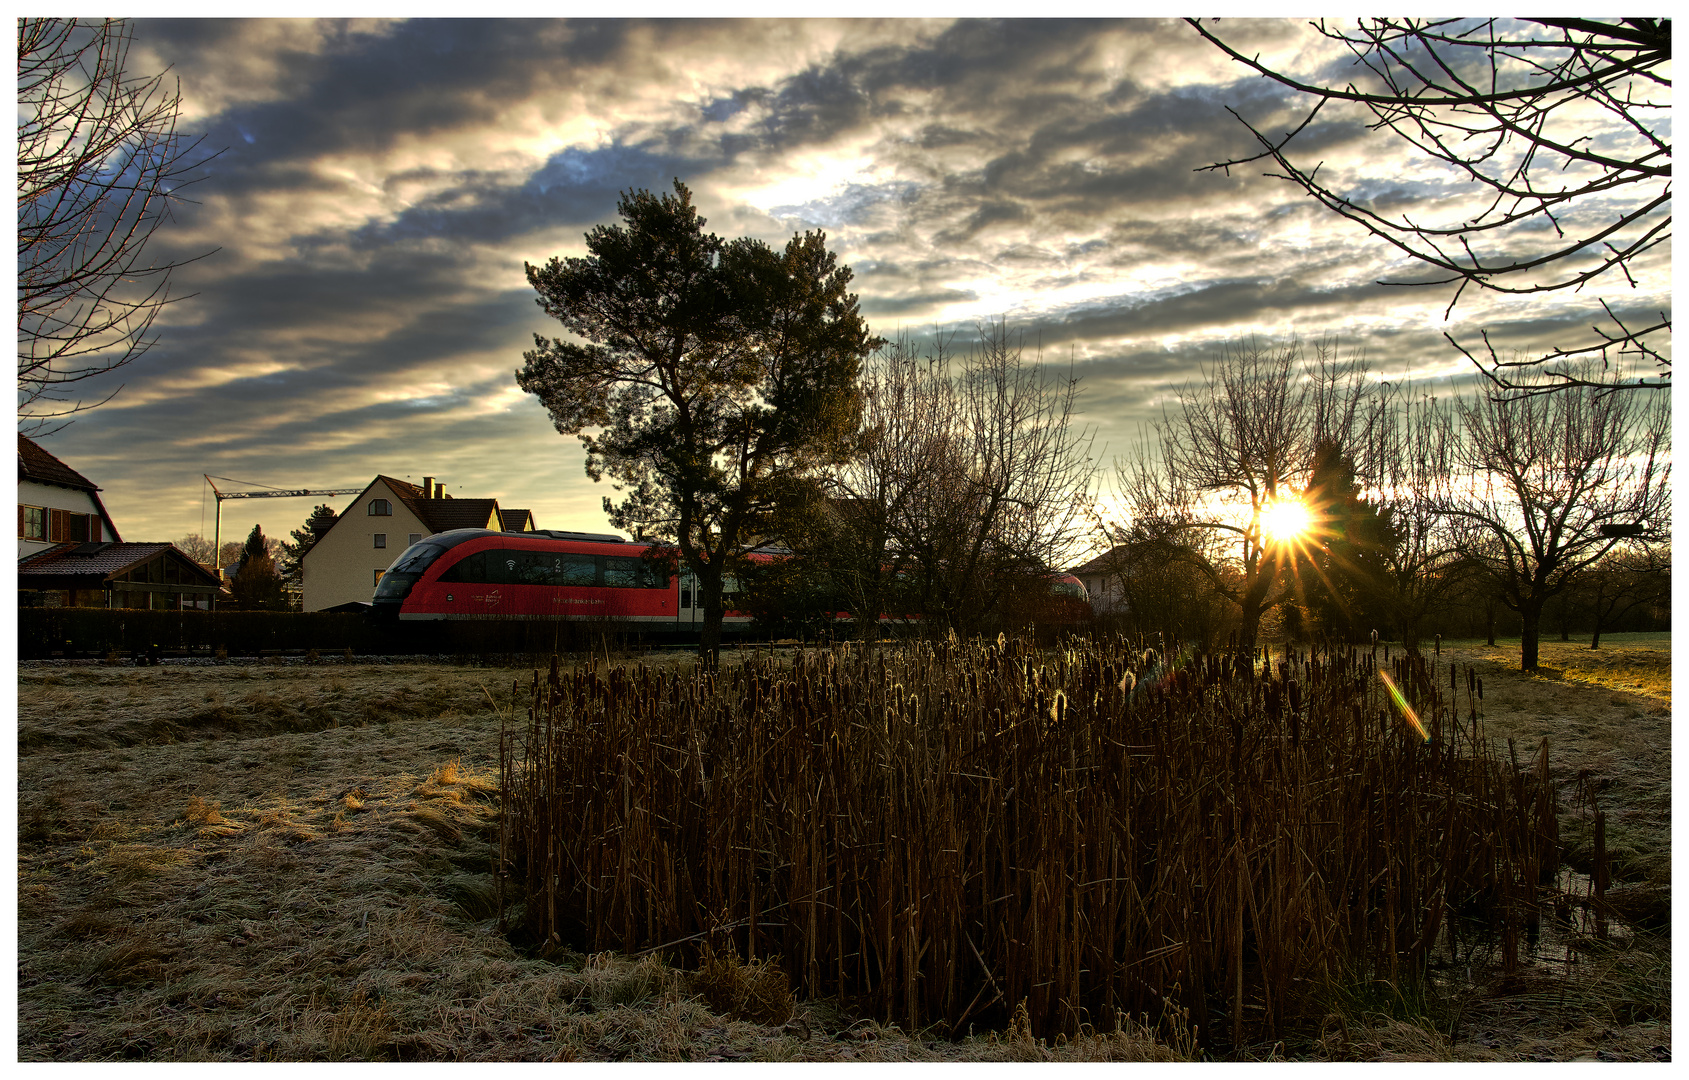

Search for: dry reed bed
xmin=501 ymin=637 xmax=1559 ymax=1048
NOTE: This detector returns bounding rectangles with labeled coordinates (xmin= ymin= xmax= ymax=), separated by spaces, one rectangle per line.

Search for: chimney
xmin=422 ymin=476 xmax=435 ymax=499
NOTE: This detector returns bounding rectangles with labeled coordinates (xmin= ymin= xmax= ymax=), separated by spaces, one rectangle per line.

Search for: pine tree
xmin=231 ymin=523 xmax=285 ymax=610
xmin=1297 ymin=441 xmax=1397 ymax=642
xmin=518 ymin=180 xmax=880 ymax=660
xmin=279 ymin=504 xmax=336 ymax=583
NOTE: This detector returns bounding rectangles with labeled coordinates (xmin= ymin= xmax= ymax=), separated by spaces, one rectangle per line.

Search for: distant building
xmin=19 ymin=541 xmax=222 ymax=610
xmin=300 ymin=475 xmax=535 ymax=610
xmin=1068 ymin=547 xmax=1133 ymax=615
xmin=498 ymin=508 xmax=535 ymax=531
xmin=17 ymin=435 xmax=121 ymax=560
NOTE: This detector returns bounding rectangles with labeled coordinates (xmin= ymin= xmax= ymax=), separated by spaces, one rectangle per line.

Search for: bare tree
xmin=1357 ymin=386 xmax=1469 ymax=650
xmin=1117 ymin=337 xmax=1378 ymax=652
xmin=1435 ymin=365 xmax=1670 ymax=670
xmin=172 ymin=533 xmax=215 ymax=567
xmin=814 ymin=322 xmax=1095 ymax=638
xmin=18 ymin=18 xmax=216 ymax=434
xmin=1577 ymin=544 xmax=1669 ymax=649
xmin=1191 ymin=18 xmax=1671 ymax=394
xmin=173 ymin=534 xmax=245 ymax=577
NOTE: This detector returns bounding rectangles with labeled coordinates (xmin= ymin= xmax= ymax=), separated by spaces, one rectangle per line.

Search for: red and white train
xmin=371 ymin=528 xmax=1091 ymax=633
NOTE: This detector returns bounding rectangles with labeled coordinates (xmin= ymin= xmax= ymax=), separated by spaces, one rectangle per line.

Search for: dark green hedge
xmin=17 ymin=608 xmax=679 ymax=659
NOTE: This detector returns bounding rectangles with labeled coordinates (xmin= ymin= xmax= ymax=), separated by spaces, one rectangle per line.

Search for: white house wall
xmin=301 ymin=481 xmax=432 ymax=611
xmin=17 ymin=479 xmax=106 ymax=560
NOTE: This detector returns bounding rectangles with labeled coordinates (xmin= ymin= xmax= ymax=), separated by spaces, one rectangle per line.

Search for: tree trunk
xmin=1237 ymin=591 xmax=1263 ymax=655
xmin=698 ymin=571 xmax=725 ymax=666
xmin=1589 ymin=580 xmax=1610 ymax=649
xmin=1485 ymin=598 xmax=1496 ymax=647
xmin=1519 ymin=602 xmax=1544 ymax=671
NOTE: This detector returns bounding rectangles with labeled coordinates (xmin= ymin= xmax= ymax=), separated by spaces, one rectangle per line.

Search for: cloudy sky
xmin=32 ymin=16 xmax=1670 ymax=553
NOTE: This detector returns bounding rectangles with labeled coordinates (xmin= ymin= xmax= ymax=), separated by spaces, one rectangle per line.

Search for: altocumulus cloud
xmin=40 ymin=17 xmax=1652 ymax=546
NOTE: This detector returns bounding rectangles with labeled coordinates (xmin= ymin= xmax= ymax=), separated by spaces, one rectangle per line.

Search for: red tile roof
xmin=17 ymin=542 xmax=221 ymax=587
xmin=368 ymin=475 xmax=501 ymax=533
xmin=417 ymin=498 xmax=499 ymax=532
xmin=498 ymin=508 xmax=534 ymax=531
xmin=18 ymin=435 xmax=98 ymax=491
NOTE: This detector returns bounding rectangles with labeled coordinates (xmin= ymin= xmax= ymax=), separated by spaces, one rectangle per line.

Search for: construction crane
xmin=204 ymin=475 xmax=362 ymax=581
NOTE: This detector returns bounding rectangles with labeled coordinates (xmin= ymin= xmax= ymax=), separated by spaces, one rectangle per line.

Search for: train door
xmin=678 ymin=568 xmax=701 ymax=629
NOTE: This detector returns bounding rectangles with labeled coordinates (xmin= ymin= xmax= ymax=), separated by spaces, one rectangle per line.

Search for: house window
xmin=408 ymin=533 xmax=422 ymax=547
xmin=374 ymin=533 xmax=387 ymax=549
xmin=373 ymin=569 xmax=384 ymax=586
xmin=369 ymin=499 xmax=392 ymax=515
xmin=48 ymin=508 xmax=90 ymax=543
xmin=20 ymin=505 xmax=46 ymax=540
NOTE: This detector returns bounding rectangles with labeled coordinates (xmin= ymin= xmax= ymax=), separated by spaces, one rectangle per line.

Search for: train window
xmin=603 ymin=557 xmax=641 ymax=588
xmin=432 ymin=546 xmax=669 ymax=587
xmin=437 ymin=550 xmax=486 ymax=583
xmin=562 ymin=555 xmax=598 ymax=586
xmin=508 ymin=550 xmax=596 ymax=587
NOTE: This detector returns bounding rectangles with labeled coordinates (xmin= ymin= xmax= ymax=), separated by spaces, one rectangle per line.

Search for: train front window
xmin=374 ymin=571 xmax=419 ymax=600
xmin=388 ymin=541 xmax=448 ymax=576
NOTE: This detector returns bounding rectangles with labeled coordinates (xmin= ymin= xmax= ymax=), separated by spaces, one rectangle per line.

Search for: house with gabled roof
xmin=17 ymin=435 xmax=121 ymax=560
xmin=300 ymin=474 xmax=535 ymax=610
xmin=19 ymin=541 xmax=223 ymax=610
xmin=1068 ymin=546 xmax=1133 ymax=615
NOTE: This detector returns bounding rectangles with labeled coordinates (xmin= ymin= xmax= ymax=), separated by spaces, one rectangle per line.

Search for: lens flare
xmin=1260 ymin=497 xmax=1314 ymax=545
xmin=1378 ymin=669 xmax=1430 ymax=743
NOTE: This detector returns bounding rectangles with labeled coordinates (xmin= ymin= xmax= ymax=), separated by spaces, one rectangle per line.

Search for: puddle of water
xmin=1429 ymin=865 xmax=1636 ymax=983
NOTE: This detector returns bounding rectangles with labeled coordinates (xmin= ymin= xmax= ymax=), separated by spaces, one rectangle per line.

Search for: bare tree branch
xmin=1190 ymin=17 xmax=1671 ymax=394
xmin=17 ymin=18 xmax=219 ymax=434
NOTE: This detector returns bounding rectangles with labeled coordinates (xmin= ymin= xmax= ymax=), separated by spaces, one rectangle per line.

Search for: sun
xmin=1260 ymin=496 xmax=1314 ymax=546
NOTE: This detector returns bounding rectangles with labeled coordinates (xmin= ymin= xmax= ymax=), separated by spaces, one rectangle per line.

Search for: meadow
xmin=15 ymin=634 xmax=1670 ymax=1061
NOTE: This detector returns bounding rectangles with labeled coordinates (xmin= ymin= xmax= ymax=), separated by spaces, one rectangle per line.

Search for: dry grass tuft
xmin=323 ymin=989 xmax=393 ymax=1059
xmin=184 ymin=795 xmax=225 ymax=824
xmin=691 ymin=945 xmax=795 ymax=1025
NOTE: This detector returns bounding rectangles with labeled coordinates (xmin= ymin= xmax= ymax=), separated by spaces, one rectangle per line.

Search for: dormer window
xmin=369 ymin=499 xmax=392 ymax=516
